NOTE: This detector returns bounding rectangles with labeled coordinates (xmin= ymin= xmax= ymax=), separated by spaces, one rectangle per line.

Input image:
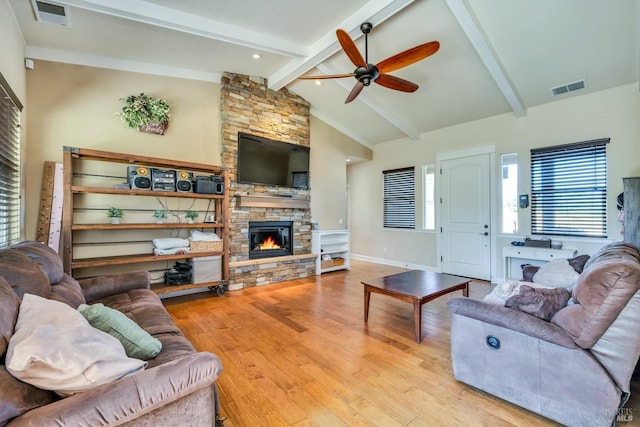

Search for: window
xmin=530 ymin=139 xmax=608 ymax=238
xmin=383 ymin=167 xmax=415 ymax=229
xmin=0 ymin=73 xmax=22 ymax=249
xmin=501 ymin=153 xmax=518 ymax=233
xmin=423 ymin=164 xmax=435 ymax=230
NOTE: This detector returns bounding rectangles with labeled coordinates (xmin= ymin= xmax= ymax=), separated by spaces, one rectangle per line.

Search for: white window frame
xmin=0 ymin=73 xmax=22 ymax=249
xmin=501 ymin=153 xmax=518 ymax=234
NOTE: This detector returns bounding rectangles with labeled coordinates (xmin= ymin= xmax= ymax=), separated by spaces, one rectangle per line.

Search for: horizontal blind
xmin=530 ymin=139 xmax=608 ymax=238
xmin=0 ymin=79 xmax=21 ymax=248
xmin=383 ymin=167 xmax=415 ymax=229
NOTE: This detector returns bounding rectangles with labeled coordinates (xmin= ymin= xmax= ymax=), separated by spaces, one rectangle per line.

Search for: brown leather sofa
xmin=0 ymin=241 xmax=223 ymax=426
xmin=448 ymin=242 xmax=640 ymax=427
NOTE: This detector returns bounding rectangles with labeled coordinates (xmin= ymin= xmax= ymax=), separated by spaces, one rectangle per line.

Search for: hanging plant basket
xmin=117 ymin=93 xmax=171 ymax=136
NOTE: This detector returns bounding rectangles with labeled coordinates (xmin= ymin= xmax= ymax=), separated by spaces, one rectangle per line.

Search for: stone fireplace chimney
xmin=220 ymin=73 xmax=315 ymax=289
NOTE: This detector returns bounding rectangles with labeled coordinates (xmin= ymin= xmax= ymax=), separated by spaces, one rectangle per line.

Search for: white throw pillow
xmin=532 ymin=258 xmax=579 ymax=289
xmin=6 ymin=294 xmax=146 ymax=396
xmin=483 ymin=280 xmax=522 ymax=305
xmin=483 ymin=280 xmax=557 ymax=305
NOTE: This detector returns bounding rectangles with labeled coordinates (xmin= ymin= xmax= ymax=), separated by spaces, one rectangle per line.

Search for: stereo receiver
xmin=151 ymin=168 xmax=176 ymax=192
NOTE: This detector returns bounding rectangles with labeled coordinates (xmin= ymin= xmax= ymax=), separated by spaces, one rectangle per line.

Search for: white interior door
xmin=440 ymin=154 xmax=491 ymax=280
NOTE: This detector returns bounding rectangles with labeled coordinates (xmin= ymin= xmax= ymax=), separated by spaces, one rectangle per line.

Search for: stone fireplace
xmin=248 ymin=221 xmax=293 ymax=259
xmin=220 ymin=72 xmax=316 ymax=290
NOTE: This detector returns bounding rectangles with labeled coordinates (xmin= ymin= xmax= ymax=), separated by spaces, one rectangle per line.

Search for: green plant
xmin=153 ymin=209 xmax=169 ymax=219
xmin=118 ymin=93 xmax=171 ymax=129
xmin=185 ymin=210 xmax=199 ymax=220
xmin=106 ymin=207 xmax=124 ymax=218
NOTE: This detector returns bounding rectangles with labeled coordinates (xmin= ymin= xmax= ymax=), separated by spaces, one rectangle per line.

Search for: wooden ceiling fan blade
xmin=298 ymin=73 xmax=356 ymax=80
xmin=345 ymin=81 xmax=365 ymax=103
xmin=375 ymin=74 xmax=419 ymax=93
xmin=377 ymin=41 xmax=440 ymax=74
xmin=336 ymin=29 xmax=366 ymax=68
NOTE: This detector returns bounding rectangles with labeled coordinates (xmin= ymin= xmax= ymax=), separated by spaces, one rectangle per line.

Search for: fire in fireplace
xmin=249 ymin=221 xmax=293 ymax=259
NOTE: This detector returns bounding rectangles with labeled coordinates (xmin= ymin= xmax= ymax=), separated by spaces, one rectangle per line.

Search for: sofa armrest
xmin=79 ymin=271 xmax=151 ymax=303
xmin=7 ymin=352 xmax=223 ymax=427
xmin=447 ymin=297 xmax=577 ymax=348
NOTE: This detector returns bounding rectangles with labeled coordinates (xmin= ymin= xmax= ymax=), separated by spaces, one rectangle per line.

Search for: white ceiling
xmin=8 ymin=0 xmax=640 ymax=148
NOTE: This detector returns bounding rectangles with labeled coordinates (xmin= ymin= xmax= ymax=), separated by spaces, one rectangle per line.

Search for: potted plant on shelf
xmin=153 ymin=209 xmax=169 ymax=224
xmin=184 ymin=210 xmax=199 ymax=224
xmin=117 ymin=93 xmax=171 ymax=135
xmin=106 ymin=207 xmax=124 ymax=224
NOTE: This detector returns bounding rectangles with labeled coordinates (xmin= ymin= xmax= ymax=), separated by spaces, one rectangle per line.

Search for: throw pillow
xmin=532 ymin=258 xmax=579 ymax=289
xmin=6 ymin=294 xmax=146 ymax=396
xmin=505 ymin=285 xmax=570 ymax=321
xmin=568 ymin=254 xmax=590 ymax=274
xmin=78 ymin=303 xmax=161 ymax=360
xmin=483 ymin=280 xmax=521 ymax=305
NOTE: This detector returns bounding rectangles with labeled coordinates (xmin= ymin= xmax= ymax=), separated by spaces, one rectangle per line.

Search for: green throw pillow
xmin=78 ymin=303 xmax=161 ymax=360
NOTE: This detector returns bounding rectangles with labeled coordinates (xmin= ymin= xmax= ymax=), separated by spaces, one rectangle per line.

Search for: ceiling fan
xmin=299 ymin=22 xmax=440 ymax=103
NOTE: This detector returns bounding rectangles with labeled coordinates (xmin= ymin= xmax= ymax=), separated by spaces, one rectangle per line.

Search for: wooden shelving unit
xmin=62 ymin=146 xmax=230 ymax=297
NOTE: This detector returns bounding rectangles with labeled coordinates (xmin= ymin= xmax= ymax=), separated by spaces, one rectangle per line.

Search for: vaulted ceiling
xmin=8 ymin=0 xmax=640 ymax=148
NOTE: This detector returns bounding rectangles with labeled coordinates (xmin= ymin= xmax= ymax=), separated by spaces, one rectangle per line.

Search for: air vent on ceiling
xmin=30 ymin=0 xmax=69 ymax=26
xmin=551 ymin=79 xmax=586 ymax=96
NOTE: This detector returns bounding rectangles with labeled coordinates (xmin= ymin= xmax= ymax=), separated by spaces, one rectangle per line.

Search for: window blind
xmin=383 ymin=167 xmax=415 ymax=229
xmin=0 ymin=74 xmax=21 ymax=249
xmin=530 ymin=138 xmax=608 ymax=238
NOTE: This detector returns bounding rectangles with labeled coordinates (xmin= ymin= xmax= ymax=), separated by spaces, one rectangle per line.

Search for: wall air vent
xmin=30 ymin=0 xmax=69 ymax=26
xmin=551 ymin=79 xmax=586 ymax=96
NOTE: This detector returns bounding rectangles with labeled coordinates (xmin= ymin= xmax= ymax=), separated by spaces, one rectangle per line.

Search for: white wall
xmin=310 ymin=116 xmax=371 ymax=230
xmin=348 ymin=84 xmax=640 ymax=279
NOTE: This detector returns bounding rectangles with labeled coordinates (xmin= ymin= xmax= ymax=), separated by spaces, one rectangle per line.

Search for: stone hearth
xmin=220 ymin=72 xmax=315 ymax=290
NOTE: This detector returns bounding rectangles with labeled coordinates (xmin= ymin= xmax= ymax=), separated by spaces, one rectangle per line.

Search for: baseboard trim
xmin=350 ymin=254 xmax=438 ymax=272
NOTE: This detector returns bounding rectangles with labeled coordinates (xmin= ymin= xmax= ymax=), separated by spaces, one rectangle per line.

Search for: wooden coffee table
xmin=362 ymin=270 xmax=470 ymax=343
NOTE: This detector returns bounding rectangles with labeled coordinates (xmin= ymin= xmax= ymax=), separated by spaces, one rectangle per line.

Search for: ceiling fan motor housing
xmin=355 ymin=64 xmax=379 ymax=86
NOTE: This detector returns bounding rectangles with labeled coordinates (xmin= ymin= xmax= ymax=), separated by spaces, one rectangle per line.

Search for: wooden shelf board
xmin=72 ymin=251 xmax=224 ymax=269
xmin=151 ymin=280 xmax=224 ymax=295
xmin=65 ymin=146 xmax=226 ymax=174
xmin=71 ymin=185 xmax=224 ymax=199
xmin=72 ymin=222 xmax=223 ymax=230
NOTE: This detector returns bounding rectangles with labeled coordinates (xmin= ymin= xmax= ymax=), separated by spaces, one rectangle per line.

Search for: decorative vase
xmin=111 ymin=217 xmax=120 ymax=224
xmin=156 ymin=218 xmax=164 ymax=224
xmin=187 ymin=218 xmax=194 ymax=224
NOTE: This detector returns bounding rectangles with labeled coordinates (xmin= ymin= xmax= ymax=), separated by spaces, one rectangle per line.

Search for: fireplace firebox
xmin=248 ymin=221 xmax=293 ymax=259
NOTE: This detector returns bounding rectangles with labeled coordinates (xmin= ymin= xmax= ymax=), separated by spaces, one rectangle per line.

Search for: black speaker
xmin=175 ymin=170 xmax=194 ymax=192
xmin=128 ymin=166 xmax=151 ymax=190
xmin=194 ymin=175 xmax=224 ymax=194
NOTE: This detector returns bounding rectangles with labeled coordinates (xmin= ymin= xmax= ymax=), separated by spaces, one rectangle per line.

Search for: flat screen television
xmin=237 ymin=132 xmax=310 ymax=189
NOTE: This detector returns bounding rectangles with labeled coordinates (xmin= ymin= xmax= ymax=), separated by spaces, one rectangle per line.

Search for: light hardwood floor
xmin=163 ymin=260 xmax=638 ymax=426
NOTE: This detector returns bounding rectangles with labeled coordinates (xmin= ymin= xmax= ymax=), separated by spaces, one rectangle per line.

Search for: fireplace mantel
xmin=236 ymin=194 xmax=310 ymax=209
